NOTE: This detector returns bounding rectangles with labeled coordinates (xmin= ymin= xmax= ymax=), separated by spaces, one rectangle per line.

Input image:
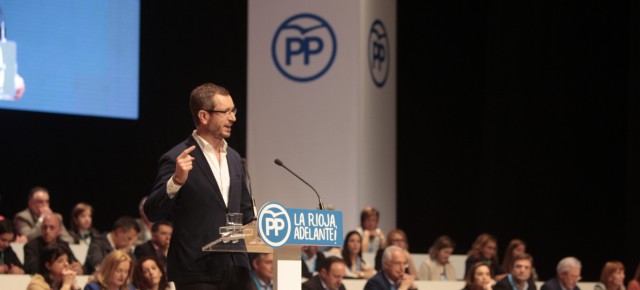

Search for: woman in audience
xmin=374 ymin=229 xmax=417 ymax=278
xmin=502 ymin=239 xmax=538 ymax=281
xmin=419 ymin=235 xmax=457 ymax=281
xmin=132 ymin=256 xmax=170 ymax=290
xmin=0 ymin=218 xmax=26 ymax=274
xmin=84 ymin=249 xmax=135 ymax=290
xmin=462 ymin=262 xmax=495 ymax=290
xmin=628 ymin=262 xmax=640 ymax=290
xmin=27 ymin=243 xmax=80 ymax=290
xmin=594 ymin=261 xmax=626 ymax=290
xmin=69 ymin=202 xmax=101 ymax=245
xmin=355 ymin=206 xmax=386 ymax=254
xmin=465 ymin=233 xmax=506 ymax=281
xmin=340 ymin=230 xmax=376 ymax=279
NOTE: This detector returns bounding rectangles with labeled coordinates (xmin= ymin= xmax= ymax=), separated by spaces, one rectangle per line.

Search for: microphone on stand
xmin=241 ymin=158 xmax=258 ymax=220
xmin=274 ymin=158 xmax=325 ymax=210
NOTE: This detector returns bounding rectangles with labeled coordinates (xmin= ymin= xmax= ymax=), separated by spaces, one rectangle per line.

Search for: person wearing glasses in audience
xmin=541 ymin=257 xmax=583 ymax=290
xmin=374 ymin=229 xmax=417 ymax=279
xmin=364 ymin=245 xmax=417 ymax=290
xmin=144 ymin=82 xmax=254 ymax=290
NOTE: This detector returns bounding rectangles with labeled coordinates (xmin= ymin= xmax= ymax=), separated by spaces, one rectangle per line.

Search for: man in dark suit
xmin=84 ymin=215 xmax=140 ymax=274
xmin=134 ymin=219 xmax=172 ymax=267
xmin=365 ymin=245 xmax=416 ymax=290
xmin=493 ymin=252 xmax=537 ymax=290
xmin=541 ymin=257 xmax=583 ymax=290
xmin=302 ymin=256 xmax=347 ymax=290
xmin=302 ymin=245 xmax=326 ymax=279
xmin=23 ymin=213 xmax=83 ymax=275
xmin=144 ymin=82 xmax=255 ymax=290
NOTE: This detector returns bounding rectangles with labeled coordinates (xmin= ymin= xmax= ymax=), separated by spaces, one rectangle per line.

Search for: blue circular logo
xmin=258 ymin=202 xmax=291 ymax=248
xmin=272 ymin=13 xmax=337 ymax=82
xmin=368 ymin=19 xmax=390 ymax=88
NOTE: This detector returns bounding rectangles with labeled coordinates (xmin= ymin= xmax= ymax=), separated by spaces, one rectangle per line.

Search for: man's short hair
xmin=28 ymin=186 xmax=48 ymax=200
xmin=112 ymin=215 xmax=141 ymax=233
xmin=151 ymin=220 xmax=172 ymax=233
xmin=557 ymin=256 xmax=581 ymax=274
xmin=321 ymin=256 xmax=347 ymax=272
xmin=382 ymin=245 xmax=404 ymax=263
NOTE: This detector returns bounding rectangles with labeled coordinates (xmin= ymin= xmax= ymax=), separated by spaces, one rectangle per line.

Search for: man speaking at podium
xmin=145 ymin=83 xmax=255 ymax=290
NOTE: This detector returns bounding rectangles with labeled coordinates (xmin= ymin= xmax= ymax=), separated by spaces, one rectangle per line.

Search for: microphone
xmin=241 ymin=158 xmax=258 ymax=220
xmin=274 ymin=158 xmax=325 ymax=210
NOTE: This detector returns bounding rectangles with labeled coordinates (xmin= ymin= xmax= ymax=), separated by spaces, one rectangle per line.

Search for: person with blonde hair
xmin=594 ymin=261 xmax=626 ymax=290
xmin=84 ymin=250 xmax=135 ymax=290
xmin=464 ymin=233 xmax=506 ymax=281
xmin=419 ymin=235 xmax=457 ymax=281
xmin=355 ymin=207 xmax=386 ymax=254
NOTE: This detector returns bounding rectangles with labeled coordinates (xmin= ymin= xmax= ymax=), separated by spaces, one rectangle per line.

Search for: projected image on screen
xmin=0 ymin=0 xmax=140 ymax=120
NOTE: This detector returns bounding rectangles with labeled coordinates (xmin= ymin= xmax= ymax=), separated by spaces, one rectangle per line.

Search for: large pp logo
xmin=368 ymin=19 xmax=390 ymax=88
xmin=258 ymin=202 xmax=291 ymax=248
xmin=272 ymin=13 xmax=337 ymax=82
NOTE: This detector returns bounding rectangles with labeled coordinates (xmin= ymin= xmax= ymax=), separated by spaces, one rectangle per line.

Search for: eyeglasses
xmin=205 ymin=107 xmax=238 ymax=117
xmin=390 ymin=261 xmax=408 ymax=268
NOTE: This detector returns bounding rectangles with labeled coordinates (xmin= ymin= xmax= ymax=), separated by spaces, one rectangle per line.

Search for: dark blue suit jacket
xmin=364 ymin=271 xmax=394 ymax=290
xmin=541 ymin=277 xmax=581 ymax=290
xmin=144 ymin=136 xmax=255 ymax=284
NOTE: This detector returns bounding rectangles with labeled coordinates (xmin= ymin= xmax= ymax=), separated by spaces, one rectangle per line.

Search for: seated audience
xmin=594 ymin=261 xmax=626 ymax=290
xmin=301 ymin=245 xmax=325 ymax=279
xmin=341 ymin=230 xmax=376 ymax=279
xmin=27 ymin=243 xmax=81 ymax=290
xmin=84 ymin=249 xmax=135 ymax=290
xmin=465 ymin=233 xmax=506 ymax=281
xmin=249 ymin=252 xmax=273 ymax=290
xmin=541 ymin=256 xmax=582 ymax=290
xmin=69 ymin=202 xmax=102 ymax=245
xmin=0 ymin=218 xmax=25 ymax=274
xmin=355 ymin=207 xmax=386 ymax=254
xmin=418 ymin=235 xmax=456 ymax=281
xmin=132 ymin=256 xmax=171 ymax=290
xmin=493 ymin=252 xmax=536 ymax=290
xmin=24 ymin=213 xmax=83 ymax=275
xmin=302 ymin=256 xmax=347 ymax=290
xmin=14 ymin=186 xmax=73 ymax=243
xmin=134 ymin=220 xmax=172 ymax=267
xmin=503 ymin=239 xmax=538 ymax=281
xmin=628 ymin=262 xmax=640 ymax=290
xmin=364 ymin=245 xmax=417 ymax=290
xmin=462 ymin=262 xmax=495 ymax=290
xmin=85 ymin=215 xmax=140 ymax=274
xmin=374 ymin=229 xmax=417 ymax=279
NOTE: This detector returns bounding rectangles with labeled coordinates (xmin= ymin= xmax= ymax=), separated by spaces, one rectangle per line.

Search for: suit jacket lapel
xmin=186 ymin=136 xmax=227 ymax=208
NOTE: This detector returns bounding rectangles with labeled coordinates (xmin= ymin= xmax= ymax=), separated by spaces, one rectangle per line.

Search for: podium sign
xmin=258 ymin=202 xmax=343 ymax=248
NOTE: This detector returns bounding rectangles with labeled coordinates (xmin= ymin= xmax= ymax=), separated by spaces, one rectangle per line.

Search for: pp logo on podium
xmin=258 ymin=202 xmax=292 ymax=247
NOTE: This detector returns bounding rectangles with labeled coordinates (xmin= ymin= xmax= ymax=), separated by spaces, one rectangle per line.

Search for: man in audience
xmin=302 ymin=256 xmax=347 ymax=290
xmin=541 ymin=257 xmax=582 ymax=290
xmin=302 ymin=245 xmax=326 ymax=279
xmin=134 ymin=219 xmax=172 ymax=266
xmin=249 ymin=252 xmax=273 ymax=290
xmin=23 ymin=213 xmax=84 ymax=275
xmin=494 ymin=252 xmax=537 ymax=290
xmin=365 ymin=245 xmax=417 ymax=290
xmin=85 ymin=215 xmax=140 ymax=274
xmin=14 ymin=186 xmax=73 ymax=243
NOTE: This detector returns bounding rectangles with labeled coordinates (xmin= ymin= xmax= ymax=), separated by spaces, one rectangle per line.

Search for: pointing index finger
xmin=179 ymin=145 xmax=196 ymax=158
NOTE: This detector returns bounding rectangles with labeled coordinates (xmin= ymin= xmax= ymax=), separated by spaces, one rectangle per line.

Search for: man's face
xmin=321 ymin=262 xmax=346 ymax=290
xmin=201 ymin=94 xmax=236 ymax=140
xmin=152 ymin=224 xmax=172 ymax=250
xmin=41 ymin=214 xmax=62 ymax=244
xmin=115 ymin=228 xmax=139 ymax=250
xmin=254 ymin=253 xmax=274 ymax=282
xmin=559 ymin=267 xmax=581 ymax=290
xmin=29 ymin=191 xmax=50 ymax=217
xmin=512 ymin=259 xmax=532 ymax=283
xmin=383 ymin=249 xmax=407 ymax=283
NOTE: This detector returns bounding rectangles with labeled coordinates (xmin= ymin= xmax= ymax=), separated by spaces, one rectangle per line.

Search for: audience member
xmin=302 ymin=256 xmax=347 ymax=290
xmin=302 ymin=245 xmax=326 ymax=279
xmin=493 ymin=252 xmax=536 ymax=290
xmin=355 ymin=207 xmax=386 ymax=254
xmin=503 ymin=239 xmax=538 ymax=281
xmin=23 ymin=213 xmax=83 ymax=275
xmin=85 ymin=215 xmax=140 ymax=274
xmin=374 ymin=229 xmax=417 ymax=279
xmin=68 ymin=202 xmax=102 ymax=245
xmin=364 ymin=245 xmax=417 ymax=290
xmin=465 ymin=233 xmax=506 ymax=281
xmin=462 ymin=262 xmax=495 ymax=290
xmin=341 ymin=230 xmax=376 ymax=279
xmin=418 ymin=235 xmax=457 ymax=281
xmin=136 ymin=197 xmax=153 ymax=246
xmin=249 ymin=252 xmax=273 ymax=290
xmin=541 ymin=256 xmax=582 ymax=290
xmin=14 ymin=186 xmax=73 ymax=243
xmin=628 ymin=262 xmax=640 ymax=290
xmin=27 ymin=243 xmax=80 ymax=290
xmin=84 ymin=249 xmax=135 ymax=290
xmin=132 ymin=256 xmax=171 ymax=290
xmin=594 ymin=261 xmax=626 ymax=290
xmin=0 ymin=218 xmax=25 ymax=274
xmin=134 ymin=220 xmax=172 ymax=267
